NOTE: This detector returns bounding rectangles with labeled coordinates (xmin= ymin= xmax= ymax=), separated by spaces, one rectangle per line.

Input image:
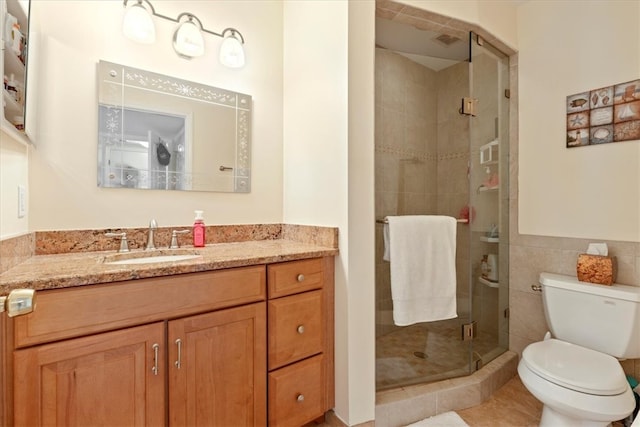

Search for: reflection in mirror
xmin=97 ymin=60 xmax=251 ymax=192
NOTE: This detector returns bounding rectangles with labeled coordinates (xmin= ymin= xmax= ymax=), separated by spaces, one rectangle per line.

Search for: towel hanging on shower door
xmin=386 ymin=215 xmax=457 ymax=326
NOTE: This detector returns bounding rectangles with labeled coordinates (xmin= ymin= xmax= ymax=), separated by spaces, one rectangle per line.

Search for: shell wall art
xmin=566 ymin=79 xmax=640 ymax=148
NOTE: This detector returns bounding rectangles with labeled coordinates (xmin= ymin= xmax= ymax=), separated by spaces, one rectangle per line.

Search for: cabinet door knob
xmin=297 ymin=274 xmax=305 ymax=283
xmin=296 ymin=394 xmax=305 ymax=402
xmin=297 ymin=325 xmax=305 ymax=334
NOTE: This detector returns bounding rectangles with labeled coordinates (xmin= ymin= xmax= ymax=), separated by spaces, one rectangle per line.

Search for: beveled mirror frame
xmin=97 ymin=60 xmax=251 ymax=192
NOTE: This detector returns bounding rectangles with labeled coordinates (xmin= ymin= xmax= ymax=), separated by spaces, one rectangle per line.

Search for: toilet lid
xmin=522 ymin=339 xmax=628 ymax=396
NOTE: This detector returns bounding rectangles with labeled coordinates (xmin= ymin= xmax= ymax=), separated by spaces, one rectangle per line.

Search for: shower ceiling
xmin=375 ymin=17 xmax=469 ymax=71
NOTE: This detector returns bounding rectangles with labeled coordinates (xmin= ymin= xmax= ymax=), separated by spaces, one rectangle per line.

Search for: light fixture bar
xmin=122 ymin=0 xmax=244 ymax=44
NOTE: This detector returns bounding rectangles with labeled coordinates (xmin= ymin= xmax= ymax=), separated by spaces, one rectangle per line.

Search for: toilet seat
xmin=522 ymin=339 xmax=628 ymax=396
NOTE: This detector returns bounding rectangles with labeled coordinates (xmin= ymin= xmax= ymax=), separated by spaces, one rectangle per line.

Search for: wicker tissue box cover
xmin=577 ymin=254 xmax=616 ymax=285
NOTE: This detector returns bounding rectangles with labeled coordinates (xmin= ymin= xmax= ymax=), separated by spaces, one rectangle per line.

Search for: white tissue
xmin=586 ymin=243 xmax=608 ymax=256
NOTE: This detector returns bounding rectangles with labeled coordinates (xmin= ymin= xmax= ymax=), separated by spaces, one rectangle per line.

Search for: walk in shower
xmin=375 ymin=13 xmax=510 ymax=391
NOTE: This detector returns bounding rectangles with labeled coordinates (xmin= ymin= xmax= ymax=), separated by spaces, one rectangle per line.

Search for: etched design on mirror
xmin=123 ymin=71 xmax=238 ymax=107
xmin=97 ymin=60 xmax=252 ymax=193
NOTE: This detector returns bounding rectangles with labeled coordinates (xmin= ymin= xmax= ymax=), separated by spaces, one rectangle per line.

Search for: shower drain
xmin=413 ymin=351 xmax=428 ymax=359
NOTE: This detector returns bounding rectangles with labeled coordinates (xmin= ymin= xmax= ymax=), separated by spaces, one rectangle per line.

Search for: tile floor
xmin=458 ymin=375 xmax=626 ymax=427
xmin=457 ymin=375 xmax=542 ymax=426
xmin=318 ymin=374 xmax=541 ymax=427
xmin=321 ymin=374 xmax=629 ymax=426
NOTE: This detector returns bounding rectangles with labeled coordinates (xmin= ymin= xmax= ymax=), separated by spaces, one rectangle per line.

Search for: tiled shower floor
xmin=376 ymin=319 xmax=500 ymax=390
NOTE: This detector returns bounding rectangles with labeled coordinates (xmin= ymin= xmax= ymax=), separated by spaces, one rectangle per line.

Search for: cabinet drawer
xmin=267 ymin=258 xmax=323 ymax=299
xmin=268 ymin=290 xmax=323 ymax=370
xmin=268 ymin=355 xmax=324 ymax=427
xmin=14 ymin=266 xmax=266 ymax=348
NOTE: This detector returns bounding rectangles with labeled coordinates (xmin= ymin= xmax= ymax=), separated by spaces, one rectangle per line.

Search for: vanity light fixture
xmin=219 ymin=29 xmax=245 ymax=68
xmin=173 ymin=13 xmax=205 ymax=58
xmin=122 ymin=0 xmax=246 ymax=67
xmin=122 ymin=0 xmax=156 ymax=44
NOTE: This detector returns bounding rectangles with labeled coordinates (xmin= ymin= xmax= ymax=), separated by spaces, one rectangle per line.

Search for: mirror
xmin=2 ymin=0 xmax=31 ymax=139
xmin=97 ymin=60 xmax=251 ymax=192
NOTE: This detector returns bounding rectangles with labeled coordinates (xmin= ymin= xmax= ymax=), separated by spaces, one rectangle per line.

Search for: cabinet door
xmin=13 ymin=322 xmax=165 ymax=426
xmin=169 ymin=302 xmax=266 ymax=426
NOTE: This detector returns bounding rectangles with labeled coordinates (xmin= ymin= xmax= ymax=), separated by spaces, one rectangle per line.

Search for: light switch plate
xmin=17 ymin=185 xmax=26 ymax=218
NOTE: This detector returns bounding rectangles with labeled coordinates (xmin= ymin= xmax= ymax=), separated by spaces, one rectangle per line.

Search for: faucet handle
xmin=169 ymin=230 xmax=191 ymax=249
xmin=146 ymin=219 xmax=158 ymax=250
xmin=105 ymin=232 xmax=130 ymax=253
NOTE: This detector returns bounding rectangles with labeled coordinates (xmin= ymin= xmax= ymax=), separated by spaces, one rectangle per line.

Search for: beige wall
xmin=27 ymin=0 xmax=284 ymax=230
xmin=0 ymin=130 xmax=29 ymax=239
xmin=282 ymin=0 xmax=355 ymax=422
xmin=517 ymin=0 xmax=640 ymax=242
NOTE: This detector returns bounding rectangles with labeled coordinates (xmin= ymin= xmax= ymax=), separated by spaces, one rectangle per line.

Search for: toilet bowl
xmin=518 ymin=273 xmax=640 ymax=427
xmin=518 ymin=339 xmax=635 ymax=427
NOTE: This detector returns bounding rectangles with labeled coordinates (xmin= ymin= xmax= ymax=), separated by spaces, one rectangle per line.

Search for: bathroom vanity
xmin=0 ymin=234 xmax=336 ymax=426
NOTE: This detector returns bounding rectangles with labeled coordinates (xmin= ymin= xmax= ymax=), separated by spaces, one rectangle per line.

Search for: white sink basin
xmin=103 ymin=250 xmax=202 ymax=265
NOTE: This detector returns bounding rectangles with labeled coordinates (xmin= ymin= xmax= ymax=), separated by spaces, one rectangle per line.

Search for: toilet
xmin=518 ymin=272 xmax=640 ymax=427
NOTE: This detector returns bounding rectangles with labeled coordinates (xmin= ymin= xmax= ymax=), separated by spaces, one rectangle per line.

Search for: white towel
xmin=386 ymin=215 xmax=457 ymax=326
xmin=383 ymin=223 xmax=391 ymax=261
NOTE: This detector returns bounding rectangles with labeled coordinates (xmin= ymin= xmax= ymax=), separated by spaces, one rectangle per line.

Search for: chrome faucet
xmin=145 ymin=219 xmax=158 ymax=250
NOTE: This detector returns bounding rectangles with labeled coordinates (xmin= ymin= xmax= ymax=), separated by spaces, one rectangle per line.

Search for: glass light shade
xmin=173 ymin=20 xmax=205 ymax=58
xmin=219 ymin=34 xmax=245 ymax=68
xmin=122 ymin=3 xmax=156 ymax=44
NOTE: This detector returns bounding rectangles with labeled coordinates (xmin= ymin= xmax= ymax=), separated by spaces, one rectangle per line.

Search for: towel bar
xmin=376 ymin=218 xmax=469 ymax=224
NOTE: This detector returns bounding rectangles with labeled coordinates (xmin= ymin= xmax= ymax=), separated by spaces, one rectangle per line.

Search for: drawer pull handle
xmin=175 ymin=338 xmax=182 ymax=369
xmin=152 ymin=343 xmax=160 ymax=375
xmin=296 ymin=394 xmax=305 ymax=402
xmin=297 ymin=274 xmax=305 ymax=283
xmin=297 ymin=325 xmax=305 ymax=334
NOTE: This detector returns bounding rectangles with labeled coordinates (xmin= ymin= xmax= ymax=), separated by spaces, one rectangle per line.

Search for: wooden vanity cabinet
xmin=4 ymin=257 xmax=334 ymax=426
xmin=10 ymin=266 xmax=267 ymax=426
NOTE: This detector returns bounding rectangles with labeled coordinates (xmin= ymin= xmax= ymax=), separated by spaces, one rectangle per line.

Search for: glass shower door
xmin=373 ymin=22 xmax=510 ymax=391
xmin=467 ymin=32 xmax=510 ymax=370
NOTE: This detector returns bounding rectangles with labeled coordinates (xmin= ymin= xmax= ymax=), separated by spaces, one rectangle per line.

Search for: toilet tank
xmin=540 ymin=272 xmax=640 ymax=359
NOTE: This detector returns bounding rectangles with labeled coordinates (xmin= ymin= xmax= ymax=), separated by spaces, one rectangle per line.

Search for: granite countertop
xmin=0 ymin=239 xmax=338 ymax=295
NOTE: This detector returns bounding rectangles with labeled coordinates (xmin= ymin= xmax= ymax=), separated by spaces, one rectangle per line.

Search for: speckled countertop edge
xmin=0 ymin=239 xmax=338 ymax=295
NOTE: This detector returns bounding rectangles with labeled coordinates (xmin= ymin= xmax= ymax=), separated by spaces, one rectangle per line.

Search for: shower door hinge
xmin=459 ymin=97 xmax=478 ymax=116
xmin=461 ymin=321 xmax=477 ymax=341
xmin=504 ymin=307 xmax=510 ymax=318
xmin=504 ymin=89 xmax=511 ymax=99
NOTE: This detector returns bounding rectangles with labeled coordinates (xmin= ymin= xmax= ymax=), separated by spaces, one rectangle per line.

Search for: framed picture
xmin=566 ymin=79 xmax=639 ymax=147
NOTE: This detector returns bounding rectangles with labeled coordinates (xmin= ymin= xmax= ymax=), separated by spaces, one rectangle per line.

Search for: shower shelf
xmin=478 ymin=276 xmax=499 ymax=288
xmin=478 ymin=186 xmax=499 ymax=192
xmin=480 ymin=236 xmax=499 ymax=243
xmin=480 ymin=139 xmax=499 ymax=165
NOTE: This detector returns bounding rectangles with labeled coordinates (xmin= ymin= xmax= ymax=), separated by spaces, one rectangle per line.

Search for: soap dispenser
xmin=193 ymin=210 xmax=205 ymax=247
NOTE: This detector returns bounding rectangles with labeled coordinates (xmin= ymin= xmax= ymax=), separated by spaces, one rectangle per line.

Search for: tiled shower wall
xmin=374 ymin=48 xmax=471 ymax=337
